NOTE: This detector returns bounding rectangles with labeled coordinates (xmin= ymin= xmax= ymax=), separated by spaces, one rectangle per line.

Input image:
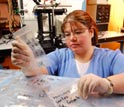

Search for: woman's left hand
xmin=78 ymin=73 xmax=110 ymax=99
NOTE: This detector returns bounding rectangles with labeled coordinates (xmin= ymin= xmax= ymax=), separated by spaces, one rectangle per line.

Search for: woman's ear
xmin=89 ymin=28 xmax=94 ymax=38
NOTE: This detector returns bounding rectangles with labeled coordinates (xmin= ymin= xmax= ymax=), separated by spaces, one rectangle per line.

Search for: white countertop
xmin=0 ymin=37 xmax=12 ymax=50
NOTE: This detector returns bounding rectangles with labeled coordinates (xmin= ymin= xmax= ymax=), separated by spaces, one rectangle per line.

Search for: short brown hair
xmin=61 ymin=10 xmax=98 ymax=45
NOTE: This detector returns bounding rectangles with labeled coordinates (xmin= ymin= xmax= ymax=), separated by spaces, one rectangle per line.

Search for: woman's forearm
xmin=22 ymin=66 xmax=49 ymax=77
xmin=108 ymin=73 xmax=124 ymax=94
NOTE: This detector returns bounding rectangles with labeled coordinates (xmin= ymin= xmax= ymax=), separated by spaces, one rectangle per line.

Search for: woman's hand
xmin=11 ymin=37 xmax=40 ymax=76
xmin=78 ymin=73 xmax=111 ymax=99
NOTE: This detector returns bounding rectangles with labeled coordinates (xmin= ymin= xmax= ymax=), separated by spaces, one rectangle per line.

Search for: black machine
xmin=33 ymin=0 xmax=41 ymax=5
xmin=18 ymin=0 xmax=67 ymax=53
xmin=34 ymin=8 xmax=67 ymax=53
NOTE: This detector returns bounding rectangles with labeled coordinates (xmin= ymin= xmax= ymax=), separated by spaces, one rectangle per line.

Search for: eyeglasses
xmin=63 ymin=28 xmax=88 ymax=38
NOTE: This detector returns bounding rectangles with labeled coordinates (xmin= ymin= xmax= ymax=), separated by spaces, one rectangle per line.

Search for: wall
xmin=108 ymin=0 xmax=124 ymax=32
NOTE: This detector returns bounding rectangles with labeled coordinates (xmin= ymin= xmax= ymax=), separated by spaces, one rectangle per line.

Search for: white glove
xmin=78 ymin=73 xmax=112 ymax=99
xmin=11 ymin=37 xmax=41 ymax=76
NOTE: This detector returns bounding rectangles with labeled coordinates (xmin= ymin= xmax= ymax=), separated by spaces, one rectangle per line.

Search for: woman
xmin=11 ymin=10 xmax=124 ymax=99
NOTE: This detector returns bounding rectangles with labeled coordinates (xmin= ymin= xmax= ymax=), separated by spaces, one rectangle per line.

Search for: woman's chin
xmin=71 ymin=47 xmax=84 ymax=53
xmin=71 ymin=48 xmax=79 ymax=52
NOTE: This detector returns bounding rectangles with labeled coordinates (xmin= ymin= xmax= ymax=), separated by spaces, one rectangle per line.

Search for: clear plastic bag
xmin=13 ymin=25 xmax=49 ymax=66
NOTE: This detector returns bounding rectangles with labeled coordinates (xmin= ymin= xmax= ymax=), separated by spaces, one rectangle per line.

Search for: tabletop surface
xmin=98 ymin=31 xmax=124 ymax=39
xmin=0 ymin=69 xmax=124 ymax=107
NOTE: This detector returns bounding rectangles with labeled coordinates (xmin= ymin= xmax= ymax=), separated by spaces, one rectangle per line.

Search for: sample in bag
xmin=13 ymin=25 xmax=49 ymax=66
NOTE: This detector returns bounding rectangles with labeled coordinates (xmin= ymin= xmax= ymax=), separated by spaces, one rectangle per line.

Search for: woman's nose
xmin=70 ymin=33 xmax=77 ymax=41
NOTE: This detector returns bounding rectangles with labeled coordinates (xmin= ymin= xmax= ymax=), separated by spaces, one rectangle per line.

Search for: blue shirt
xmin=46 ymin=47 xmax=124 ymax=78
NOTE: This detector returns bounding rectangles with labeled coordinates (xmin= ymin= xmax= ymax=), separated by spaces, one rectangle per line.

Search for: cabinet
xmin=86 ymin=3 xmax=111 ymax=31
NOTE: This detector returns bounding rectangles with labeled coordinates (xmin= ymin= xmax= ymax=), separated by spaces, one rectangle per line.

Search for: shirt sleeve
xmin=46 ymin=49 xmax=61 ymax=75
xmin=110 ymin=50 xmax=124 ymax=74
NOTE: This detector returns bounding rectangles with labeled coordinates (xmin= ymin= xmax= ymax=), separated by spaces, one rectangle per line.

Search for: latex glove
xmin=11 ymin=37 xmax=40 ymax=76
xmin=78 ymin=73 xmax=110 ymax=99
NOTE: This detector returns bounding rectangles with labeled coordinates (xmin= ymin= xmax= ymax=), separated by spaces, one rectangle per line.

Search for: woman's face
xmin=63 ymin=22 xmax=93 ymax=53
